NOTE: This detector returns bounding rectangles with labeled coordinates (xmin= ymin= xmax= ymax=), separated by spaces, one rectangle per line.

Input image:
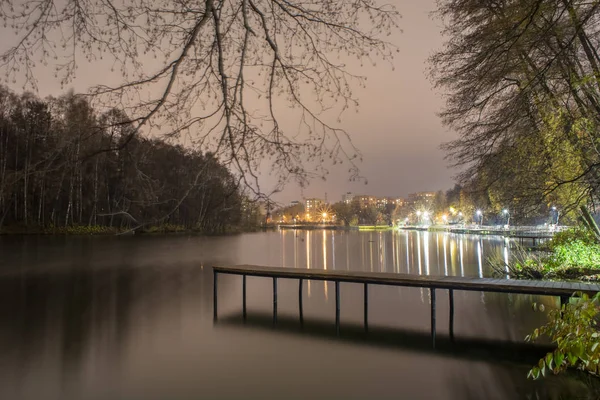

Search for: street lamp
xmin=551 ymin=206 xmax=560 ymax=226
xmin=322 ymin=212 xmax=327 ymax=223
xmin=442 ymin=214 xmax=448 ymax=224
xmin=503 ymin=209 xmax=510 ymax=228
xmin=423 ymin=211 xmax=429 ymax=225
xmin=476 ymin=209 xmax=483 ymax=226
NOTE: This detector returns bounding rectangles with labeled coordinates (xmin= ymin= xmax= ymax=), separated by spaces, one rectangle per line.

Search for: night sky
xmin=2 ymin=0 xmax=457 ymax=205
xmin=268 ymin=0 xmax=457 ymax=204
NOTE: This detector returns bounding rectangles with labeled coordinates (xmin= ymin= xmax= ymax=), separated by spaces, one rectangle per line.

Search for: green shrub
xmin=490 ymin=228 xmax=600 ymax=280
xmin=545 ymin=228 xmax=598 ymax=250
xmin=545 ymin=240 xmax=600 ymax=270
xmin=527 ymin=292 xmax=600 ymax=379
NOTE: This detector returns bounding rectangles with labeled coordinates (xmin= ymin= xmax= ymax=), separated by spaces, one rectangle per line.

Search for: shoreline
xmin=0 ymin=225 xmax=269 ymax=237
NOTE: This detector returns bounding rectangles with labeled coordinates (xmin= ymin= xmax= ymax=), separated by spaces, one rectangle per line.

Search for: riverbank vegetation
xmin=492 ymin=227 xmax=600 ymax=281
xmin=527 ymin=292 xmax=600 ymax=380
xmin=431 ymin=0 xmax=600 ymax=384
xmin=0 ymin=87 xmax=264 ymax=235
xmin=490 ymin=207 xmax=600 ymax=280
xmin=431 ymin=0 xmax=600 ymax=219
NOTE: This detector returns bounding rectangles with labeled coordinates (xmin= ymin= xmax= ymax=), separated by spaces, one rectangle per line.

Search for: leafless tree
xmin=0 ymin=0 xmax=399 ymax=195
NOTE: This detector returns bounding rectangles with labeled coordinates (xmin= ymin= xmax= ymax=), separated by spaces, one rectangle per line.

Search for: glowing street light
xmin=476 ymin=209 xmax=483 ymax=226
xmin=442 ymin=214 xmax=448 ymax=224
xmin=503 ymin=209 xmax=510 ymax=228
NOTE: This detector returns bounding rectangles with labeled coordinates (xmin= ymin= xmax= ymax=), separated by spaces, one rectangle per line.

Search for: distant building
xmin=394 ymin=197 xmax=407 ymax=207
xmin=290 ymin=200 xmax=301 ymax=206
xmin=354 ymin=195 xmax=377 ymax=209
xmin=407 ymin=191 xmax=436 ymax=208
xmin=375 ymin=197 xmax=399 ymax=209
xmin=342 ymin=192 xmax=354 ymax=204
xmin=305 ymin=198 xmax=323 ymax=218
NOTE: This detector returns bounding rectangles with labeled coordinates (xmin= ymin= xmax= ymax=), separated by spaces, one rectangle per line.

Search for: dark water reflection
xmin=0 ymin=231 xmax=595 ymax=399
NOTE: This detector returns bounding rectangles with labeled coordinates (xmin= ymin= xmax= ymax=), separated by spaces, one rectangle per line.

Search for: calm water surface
xmin=0 ymin=230 xmax=594 ymax=399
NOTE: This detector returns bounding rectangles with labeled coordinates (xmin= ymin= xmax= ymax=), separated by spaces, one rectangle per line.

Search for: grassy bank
xmin=492 ymin=228 xmax=600 ymax=281
xmin=0 ymin=225 xmax=125 ymax=235
xmin=358 ymin=225 xmax=393 ymax=231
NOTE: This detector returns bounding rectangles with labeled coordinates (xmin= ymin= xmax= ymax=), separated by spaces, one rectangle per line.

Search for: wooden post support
xmin=364 ymin=283 xmax=368 ymax=332
xmin=335 ymin=281 xmax=340 ymax=335
xmin=430 ymin=288 xmax=436 ymax=348
xmin=449 ymin=289 xmax=455 ymax=341
xmin=213 ymin=269 xmax=218 ymax=320
xmin=299 ymin=279 xmax=304 ymax=324
xmin=242 ymin=275 xmax=247 ymax=320
xmin=273 ymin=277 xmax=278 ymax=324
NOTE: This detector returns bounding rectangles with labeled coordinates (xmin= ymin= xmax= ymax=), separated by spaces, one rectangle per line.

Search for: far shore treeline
xmin=0 ymin=86 xmax=263 ymax=234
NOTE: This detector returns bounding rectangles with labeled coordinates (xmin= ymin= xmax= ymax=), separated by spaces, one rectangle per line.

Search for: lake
xmin=0 ymin=230 xmax=595 ymax=399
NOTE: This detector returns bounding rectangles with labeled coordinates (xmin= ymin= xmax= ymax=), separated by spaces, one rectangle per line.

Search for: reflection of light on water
xmin=323 ymin=230 xmax=328 ymax=300
xmin=405 ymin=234 xmax=410 ymax=274
xmin=443 ymin=234 xmax=448 ymax=276
xmin=379 ymin=232 xmax=384 ymax=272
xmin=369 ymin=233 xmax=374 ymax=272
xmin=436 ymin=235 xmax=440 ymax=274
xmin=294 ymin=230 xmax=298 ymax=269
xmin=477 ymin=240 xmax=483 ymax=278
xmin=417 ymin=232 xmax=422 ymax=275
xmin=504 ymin=243 xmax=510 ymax=279
xmin=307 ymin=231 xmax=311 ymax=298
xmin=323 ymin=230 xmax=327 ymax=270
xmin=424 ymin=231 xmax=430 ymax=275
xmin=332 ymin=233 xmax=335 ymax=270
xmin=393 ymin=231 xmax=399 ymax=273
xmin=459 ymin=238 xmax=464 ymax=277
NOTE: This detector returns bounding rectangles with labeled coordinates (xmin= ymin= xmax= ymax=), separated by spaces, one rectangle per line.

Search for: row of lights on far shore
xmin=407 ymin=206 xmax=560 ymax=226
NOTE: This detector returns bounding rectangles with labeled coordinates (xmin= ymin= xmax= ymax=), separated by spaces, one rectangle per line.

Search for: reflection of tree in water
xmin=0 ymin=264 xmax=210 ymax=389
xmin=453 ymin=291 xmax=556 ymax=342
xmin=443 ymin=362 xmax=524 ymax=400
xmin=446 ymin=364 xmax=600 ymax=400
xmin=0 ymin=268 xmax=137 ymax=381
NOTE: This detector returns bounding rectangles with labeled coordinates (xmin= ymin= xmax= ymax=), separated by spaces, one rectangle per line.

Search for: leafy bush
xmin=490 ymin=228 xmax=600 ymax=280
xmin=545 ymin=240 xmax=600 ymax=271
xmin=527 ymin=292 xmax=600 ymax=379
xmin=546 ymin=228 xmax=598 ymax=250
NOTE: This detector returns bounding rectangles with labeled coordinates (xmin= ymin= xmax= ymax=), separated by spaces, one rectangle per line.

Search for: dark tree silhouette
xmin=0 ymin=87 xmax=251 ymax=233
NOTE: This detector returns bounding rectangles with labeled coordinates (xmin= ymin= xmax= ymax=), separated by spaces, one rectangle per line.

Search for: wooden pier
xmin=212 ymin=265 xmax=600 ymax=347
